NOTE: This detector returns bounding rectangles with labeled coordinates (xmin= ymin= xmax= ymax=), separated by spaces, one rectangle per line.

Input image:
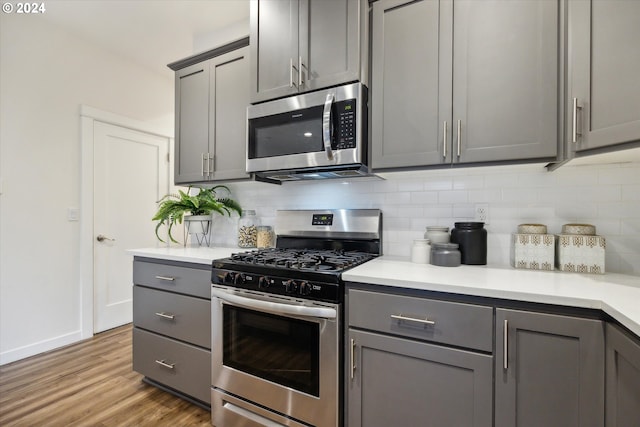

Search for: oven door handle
xmin=212 ymin=288 xmax=337 ymax=319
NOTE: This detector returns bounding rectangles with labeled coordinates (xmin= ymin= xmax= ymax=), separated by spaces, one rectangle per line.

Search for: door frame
xmin=79 ymin=105 xmax=172 ymax=338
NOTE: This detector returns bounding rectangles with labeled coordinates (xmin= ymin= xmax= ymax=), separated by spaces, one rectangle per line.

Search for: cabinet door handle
xmin=457 ymin=119 xmax=462 ymax=157
xmin=155 ymin=359 xmax=175 ymax=370
xmin=391 ymin=314 xmax=435 ymax=326
xmin=289 ymin=58 xmax=298 ymax=89
xmin=201 ymin=153 xmax=208 ymax=177
xmin=154 ymin=312 xmax=175 ymax=320
xmin=208 ymin=152 xmax=214 ymax=176
xmin=154 ymin=275 xmax=175 ymax=282
xmin=350 ymin=338 xmax=356 ymax=380
xmin=443 ymin=121 xmax=448 ymax=159
xmin=572 ymin=97 xmax=582 ymax=143
xmin=503 ymin=319 xmax=509 ymax=370
xmin=298 ymin=56 xmax=305 ymax=88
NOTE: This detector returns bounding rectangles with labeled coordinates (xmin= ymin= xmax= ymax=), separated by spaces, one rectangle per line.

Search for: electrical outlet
xmin=474 ymin=204 xmax=489 ymax=224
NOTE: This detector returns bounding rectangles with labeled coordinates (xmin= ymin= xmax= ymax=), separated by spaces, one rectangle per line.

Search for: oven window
xmin=249 ymin=106 xmax=324 ymax=158
xmin=223 ymin=305 xmax=320 ymax=397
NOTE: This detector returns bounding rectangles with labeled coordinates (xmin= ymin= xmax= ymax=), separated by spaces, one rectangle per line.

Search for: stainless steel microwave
xmin=247 ymin=83 xmax=369 ymax=182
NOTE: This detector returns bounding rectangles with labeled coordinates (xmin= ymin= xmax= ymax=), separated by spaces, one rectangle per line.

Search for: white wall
xmin=0 ymin=14 xmax=173 ymax=364
xmin=215 ymin=161 xmax=640 ymax=276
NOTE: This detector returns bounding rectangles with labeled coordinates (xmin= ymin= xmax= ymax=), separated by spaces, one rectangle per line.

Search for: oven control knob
xmin=299 ymin=281 xmax=311 ymax=296
xmin=284 ymin=279 xmax=297 ymax=294
xmin=258 ymin=276 xmax=271 ymax=289
xmin=222 ymin=271 xmax=235 ymax=284
xmin=234 ymin=273 xmax=246 ymax=285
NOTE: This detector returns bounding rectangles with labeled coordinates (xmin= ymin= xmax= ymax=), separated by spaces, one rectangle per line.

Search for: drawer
xmin=133 ymin=328 xmax=211 ymax=404
xmin=348 ymin=289 xmax=493 ymax=352
xmin=133 ymin=260 xmax=211 ymax=298
xmin=133 ymin=286 xmax=211 ymax=349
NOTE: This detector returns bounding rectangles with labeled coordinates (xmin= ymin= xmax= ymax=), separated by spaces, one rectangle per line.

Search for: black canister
xmin=451 ymin=222 xmax=487 ymax=265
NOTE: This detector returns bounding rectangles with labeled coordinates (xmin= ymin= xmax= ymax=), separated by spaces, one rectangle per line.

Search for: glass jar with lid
xmin=256 ymin=225 xmax=274 ymax=248
xmin=238 ymin=210 xmax=259 ymax=248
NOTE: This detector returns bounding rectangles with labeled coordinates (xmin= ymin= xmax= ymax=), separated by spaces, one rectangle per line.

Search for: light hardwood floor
xmin=0 ymin=324 xmax=211 ymax=426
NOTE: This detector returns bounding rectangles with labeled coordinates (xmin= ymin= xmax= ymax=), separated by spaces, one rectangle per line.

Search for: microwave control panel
xmin=335 ymin=99 xmax=356 ymax=149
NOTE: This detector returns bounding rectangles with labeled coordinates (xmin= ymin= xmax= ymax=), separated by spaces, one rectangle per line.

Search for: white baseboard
xmin=0 ymin=330 xmax=83 ymax=366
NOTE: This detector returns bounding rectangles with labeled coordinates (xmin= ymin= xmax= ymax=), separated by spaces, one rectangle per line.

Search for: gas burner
xmin=229 ymin=248 xmax=375 ymax=272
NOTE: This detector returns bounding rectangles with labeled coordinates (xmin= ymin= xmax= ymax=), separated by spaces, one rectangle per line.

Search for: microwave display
xmin=249 ymin=99 xmax=357 ymax=159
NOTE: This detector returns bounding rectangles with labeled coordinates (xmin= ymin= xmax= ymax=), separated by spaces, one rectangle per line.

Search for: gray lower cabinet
xmin=495 ymin=308 xmax=605 ymax=427
xmin=606 ymin=323 xmax=640 ymax=426
xmin=568 ymin=0 xmax=640 ymax=154
xmin=250 ymin=0 xmax=365 ymax=103
xmin=346 ymin=288 xmax=493 ymax=426
xmin=173 ymin=40 xmax=250 ymax=184
xmin=371 ymin=0 xmax=558 ymax=170
xmin=132 ymin=258 xmax=212 ymax=405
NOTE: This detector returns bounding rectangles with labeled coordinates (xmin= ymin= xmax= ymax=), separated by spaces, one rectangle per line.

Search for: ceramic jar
xmin=431 ymin=243 xmax=461 ymax=267
xmin=451 ymin=222 xmax=487 ymax=265
xmin=424 ymin=226 xmax=450 ymax=244
xmin=411 ymin=239 xmax=431 ymax=264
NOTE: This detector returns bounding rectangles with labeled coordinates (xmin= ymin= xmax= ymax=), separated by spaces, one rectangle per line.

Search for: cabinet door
xmin=175 ymin=62 xmax=209 ymax=184
xmin=606 ymin=323 xmax=640 ymax=426
xmin=569 ymin=0 xmax=640 ymax=152
xmin=371 ymin=0 xmax=453 ymax=169
xmin=347 ymin=329 xmax=492 ymax=427
xmin=250 ymin=0 xmax=299 ymax=103
xmin=209 ymin=46 xmax=251 ymax=181
xmin=495 ymin=309 xmax=604 ymax=427
xmin=453 ymin=0 xmax=558 ymax=164
xmin=301 ymin=0 xmax=360 ymax=93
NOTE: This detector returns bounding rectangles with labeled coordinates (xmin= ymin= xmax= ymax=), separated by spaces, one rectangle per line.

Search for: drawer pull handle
xmin=155 ymin=359 xmax=175 ymax=369
xmin=155 ymin=312 xmax=175 ymax=320
xmin=155 ymin=275 xmax=175 ymax=282
xmin=391 ymin=314 xmax=435 ymax=326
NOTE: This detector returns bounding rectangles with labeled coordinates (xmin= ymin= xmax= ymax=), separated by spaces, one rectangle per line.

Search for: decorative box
xmin=555 ymin=234 xmax=605 ymax=274
xmin=511 ymin=233 xmax=555 ymax=271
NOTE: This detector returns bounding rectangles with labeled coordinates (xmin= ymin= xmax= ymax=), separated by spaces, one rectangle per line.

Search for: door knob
xmin=96 ymin=234 xmax=115 ymax=242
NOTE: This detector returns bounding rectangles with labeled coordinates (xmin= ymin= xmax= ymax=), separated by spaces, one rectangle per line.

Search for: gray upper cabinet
xmin=173 ymin=41 xmax=250 ymax=184
xmin=495 ymin=308 xmax=605 ymax=427
xmin=250 ymin=0 xmax=364 ymax=104
xmin=371 ymin=0 xmax=558 ymax=170
xmin=568 ymin=0 xmax=640 ymax=153
xmin=606 ymin=323 xmax=640 ymax=427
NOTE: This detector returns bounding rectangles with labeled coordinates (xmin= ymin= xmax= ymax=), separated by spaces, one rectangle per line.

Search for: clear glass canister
xmin=238 ymin=210 xmax=259 ymax=248
xmin=256 ymin=225 xmax=274 ymax=249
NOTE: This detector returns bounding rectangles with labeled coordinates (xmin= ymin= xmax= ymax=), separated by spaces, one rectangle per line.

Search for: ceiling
xmin=41 ymin=0 xmax=250 ymax=78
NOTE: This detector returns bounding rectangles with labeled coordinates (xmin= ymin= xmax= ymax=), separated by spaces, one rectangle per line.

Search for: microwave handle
xmin=322 ymin=93 xmax=335 ymax=160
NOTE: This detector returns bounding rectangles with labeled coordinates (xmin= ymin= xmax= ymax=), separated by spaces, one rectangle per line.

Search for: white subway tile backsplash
xmin=222 ymin=161 xmax=640 ymax=276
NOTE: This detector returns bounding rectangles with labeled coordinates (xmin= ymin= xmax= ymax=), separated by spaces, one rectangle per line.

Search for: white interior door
xmin=93 ymin=121 xmax=169 ymax=333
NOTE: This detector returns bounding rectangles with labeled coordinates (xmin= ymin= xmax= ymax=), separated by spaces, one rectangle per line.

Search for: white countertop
xmin=343 ymin=256 xmax=640 ymax=337
xmin=128 ymin=246 xmax=238 ymax=265
xmin=127 ymin=247 xmax=640 ymax=337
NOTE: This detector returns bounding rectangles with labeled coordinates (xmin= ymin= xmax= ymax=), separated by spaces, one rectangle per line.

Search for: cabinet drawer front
xmin=348 ymin=289 xmax=493 ymax=352
xmin=133 ymin=286 xmax=211 ymax=349
xmin=133 ymin=260 xmax=211 ymax=298
xmin=133 ymin=328 xmax=211 ymax=404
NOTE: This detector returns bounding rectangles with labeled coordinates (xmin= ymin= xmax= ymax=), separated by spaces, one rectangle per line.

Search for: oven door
xmin=246 ymin=82 xmax=365 ymax=174
xmin=211 ymin=286 xmax=340 ymax=427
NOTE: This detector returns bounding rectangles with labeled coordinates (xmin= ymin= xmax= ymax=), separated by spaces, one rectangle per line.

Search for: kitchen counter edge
xmin=343 ymin=256 xmax=640 ymax=337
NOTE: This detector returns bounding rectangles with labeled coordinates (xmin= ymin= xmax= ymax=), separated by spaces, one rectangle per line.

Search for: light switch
xmin=67 ymin=208 xmax=79 ymax=221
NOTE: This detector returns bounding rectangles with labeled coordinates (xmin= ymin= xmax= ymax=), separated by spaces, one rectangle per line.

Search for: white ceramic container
xmin=555 ymin=234 xmax=605 ymax=274
xmin=511 ymin=233 xmax=555 ymax=271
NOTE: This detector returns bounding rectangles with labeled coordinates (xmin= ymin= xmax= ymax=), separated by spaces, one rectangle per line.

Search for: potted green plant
xmin=152 ymin=185 xmax=242 ymax=245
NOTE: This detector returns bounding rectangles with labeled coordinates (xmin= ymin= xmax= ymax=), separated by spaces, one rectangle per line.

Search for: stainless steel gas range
xmin=211 ymin=209 xmax=382 ymax=427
